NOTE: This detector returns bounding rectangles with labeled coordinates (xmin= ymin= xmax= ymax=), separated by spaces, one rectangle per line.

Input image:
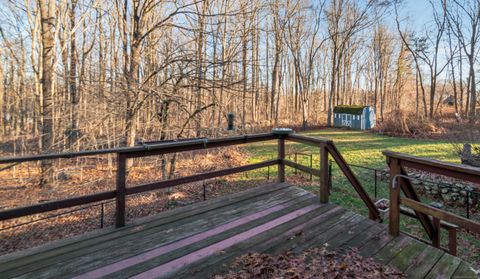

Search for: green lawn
xmin=246 ymin=128 xmax=458 ymax=168
xmin=241 ymin=128 xmax=479 ymax=266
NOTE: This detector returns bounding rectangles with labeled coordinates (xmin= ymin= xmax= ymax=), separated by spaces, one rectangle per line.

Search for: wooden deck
xmin=0 ymin=183 xmax=475 ymax=279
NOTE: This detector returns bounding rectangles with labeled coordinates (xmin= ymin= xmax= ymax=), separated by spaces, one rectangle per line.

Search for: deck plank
xmin=425 ymin=253 xmax=463 ymax=279
xmin=174 ymin=210 xmax=363 ymax=279
xmin=73 ymin=195 xmax=322 ymax=279
xmin=166 ymin=205 xmax=346 ymax=279
xmin=339 ymin=220 xmax=385 ymax=250
xmin=289 ymin=213 xmax=365 ymax=254
xmin=12 ymin=186 xmax=314 ymax=278
xmin=263 ymin=210 xmax=356 ymax=255
xmin=387 ymin=239 xmax=428 ymax=272
xmin=182 ymin=206 xmax=351 ymax=278
xmin=0 ymin=183 xmax=474 ymax=279
xmin=451 ymin=262 xmax=477 ymax=279
xmin=358 ymin=230 xmax=395 ymax=258
xmin=119 ymin=204 xmax=332 ymax=279
xmin=373 ymin=235 xmax=411 ymax=263
xmin=0 ymin=182 xmax=291 ymax=269
xmin=404 ymin=245 xmax=444 ymax=279
xmin=323 ymin=218 xmax=375 ymax=250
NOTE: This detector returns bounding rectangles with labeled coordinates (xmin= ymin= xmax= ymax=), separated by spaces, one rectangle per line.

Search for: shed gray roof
xmin=333 ymin=105 xmax=368 ymax=115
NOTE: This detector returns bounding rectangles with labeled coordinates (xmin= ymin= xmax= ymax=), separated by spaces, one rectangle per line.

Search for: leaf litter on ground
xmin=213 ymin=246 xmax=405 ymax=279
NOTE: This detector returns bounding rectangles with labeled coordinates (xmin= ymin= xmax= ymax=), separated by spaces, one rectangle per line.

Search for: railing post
xmin=447 ymin=227 xmax=457 ymax=256
xmin=278 ymin=137 xmax=285 ymax=183
xmin=272 ymin=128 xmax=292 ymax=183
xmin=320 ymin=145 xmax=329 ymax=203
xmin=388 ymin=157 xmax=401 ymax=237
xmin=116 ymin=153 xmax=126 ymax=228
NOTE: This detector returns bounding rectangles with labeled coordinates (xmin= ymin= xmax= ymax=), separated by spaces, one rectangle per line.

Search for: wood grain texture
xmin=1 ymin=183 xmax=473 ymax=279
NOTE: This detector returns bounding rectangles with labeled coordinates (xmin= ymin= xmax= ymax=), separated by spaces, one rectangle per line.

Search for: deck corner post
xmin=272 ymin=128 xmax=292 ymax=183
xmin=116 ymin=153 xmax=127 ymax=228
xmin=319 ymin=145 xmax=329 ymax=203
xmin=389 ymin=157 xmax=401 ymax=237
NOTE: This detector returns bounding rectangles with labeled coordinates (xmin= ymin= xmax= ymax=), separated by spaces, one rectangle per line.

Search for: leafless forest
xmin=0 ymin=0 xmax=479 ymax=155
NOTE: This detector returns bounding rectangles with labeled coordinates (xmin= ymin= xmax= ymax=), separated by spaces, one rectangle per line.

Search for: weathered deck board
xmin=0 ymin=183 xmax=475 ymax=279
xmin=387 ymin=239 xmax=428 ymax=272
xmin=0 ymin=182 xmax=291 ymax=272
xmin=5 ymin=186 xmax=311 ymax=277
xmin=452 ymin=262 xmax=477 ymax=279
xmin=425 ymin=253 xmax=463 ymax=279
xmin=404 ymin=245 xmax=445 ymax=278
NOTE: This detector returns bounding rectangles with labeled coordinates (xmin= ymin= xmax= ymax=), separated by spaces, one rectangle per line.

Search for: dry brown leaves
xmin=214 ymin=247 xmax=405 ymax=279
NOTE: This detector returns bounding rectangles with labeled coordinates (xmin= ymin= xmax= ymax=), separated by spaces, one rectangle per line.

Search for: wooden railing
xmin=384 ymin=151 xmax=480 ymax=255
xmin=285 ymin=134 xmax=380 ymax=220
xmin=0 ymin=130 xmax=380 ymax=229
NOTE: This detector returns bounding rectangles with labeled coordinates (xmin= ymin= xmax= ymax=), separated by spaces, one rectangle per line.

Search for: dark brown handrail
xmin=0 ymin=133 xmax=276 ymax=164
xmin=284 ymin=159 xmax=321 ymax=177
xmin=286 ymin=134 xmax=332 ymax=146
xmin=0 ymin=191 xmax=117 ymax=221
xmin=383 ymin=150 xmax=480 ymax=185
xmin=326 ymin=143 xmax=380 ymax=220
xmin=400 ymin=197 xmax=480 ymax=232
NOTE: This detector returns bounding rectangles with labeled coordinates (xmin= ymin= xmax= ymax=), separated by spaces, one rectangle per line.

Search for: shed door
xmin=341 ymin=114 xmax=352 ymax=127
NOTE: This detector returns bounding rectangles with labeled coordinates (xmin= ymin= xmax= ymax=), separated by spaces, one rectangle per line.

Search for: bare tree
xmin=447 ymin=0 xmax=480 ymax=123
xmin=38 ymin=0 xmax=57 ymax=183
xmin=395 ymin=0 xmax=450 ymax=119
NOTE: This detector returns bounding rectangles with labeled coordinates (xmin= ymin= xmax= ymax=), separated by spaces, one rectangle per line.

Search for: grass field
xmin=246 ymin=128 xmax=458 ymax=167
xmin=242 ymin=128 xmax=479 ymax=266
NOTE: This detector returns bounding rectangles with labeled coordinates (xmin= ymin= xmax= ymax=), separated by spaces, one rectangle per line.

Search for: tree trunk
xmin=38 ymin=0 xmax=56 ymax=185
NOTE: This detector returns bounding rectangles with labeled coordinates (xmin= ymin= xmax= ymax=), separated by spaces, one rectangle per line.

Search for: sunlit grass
xmin=246 ymin=128 xmax=458 ymax=167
